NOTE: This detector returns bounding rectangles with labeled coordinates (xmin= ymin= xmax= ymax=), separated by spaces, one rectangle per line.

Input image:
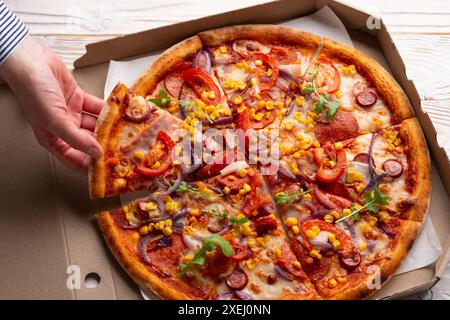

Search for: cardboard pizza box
xmin=0 ymin=0 xmax=448 ymax=299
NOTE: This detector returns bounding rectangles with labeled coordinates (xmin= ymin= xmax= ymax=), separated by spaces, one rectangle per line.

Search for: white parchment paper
xmin=105 ymin=7 xmax=441 ymax=299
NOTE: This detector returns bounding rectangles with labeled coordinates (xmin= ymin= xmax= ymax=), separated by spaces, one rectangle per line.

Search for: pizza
xmin=90 ymin=25 xmax=431 ymax=300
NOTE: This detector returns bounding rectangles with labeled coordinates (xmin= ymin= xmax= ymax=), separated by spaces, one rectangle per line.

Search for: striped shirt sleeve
xmin=0 ymin=0 xmax=29 ymax=65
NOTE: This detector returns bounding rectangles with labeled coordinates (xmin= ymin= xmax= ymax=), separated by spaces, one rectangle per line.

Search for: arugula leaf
xmin=179 ymin=235 xmax=233 ymax=276
xmin=202 ymin=209 xmax=248 ymax=226
xmin=301 ymin=85 xmax=315 ymax=94
xmin=274 ymin=189 xmax=312 ymax=205
xmin=326 ymin=100 xmax=340 ymax=121
xmin=174 ymin=181 xmax=222 ymax=199
xmin=335 ymin=187 xmax=388 ymax=223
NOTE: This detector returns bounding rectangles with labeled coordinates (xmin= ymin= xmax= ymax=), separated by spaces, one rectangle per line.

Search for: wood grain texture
xmin=3 ymin=0 xmax=449 ymax=300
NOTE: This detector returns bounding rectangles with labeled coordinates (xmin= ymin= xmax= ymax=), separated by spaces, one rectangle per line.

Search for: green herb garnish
xmin=274 ymin=189 xmax=312 ymax=205
xmin=335 ymin=187 xmax=388 ymax=223
xmin=202 ymin=208 xmax=248 ymax=226
xmin=301 ymin=62 xmax=341 ymax=120
xmin=175 ymin=181 xmax=222 ymax=198
xmin=179 ymin=235 xmax=233 ymax=276
xmin=148 ymin=88 xmax=212 ymax=123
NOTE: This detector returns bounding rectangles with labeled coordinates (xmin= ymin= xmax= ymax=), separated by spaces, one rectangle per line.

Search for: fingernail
xmin=88 ymin=147 xmax=102 ymax=159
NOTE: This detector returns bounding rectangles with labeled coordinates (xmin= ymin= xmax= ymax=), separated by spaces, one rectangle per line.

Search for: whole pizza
xmin=89 ymin=25 xmax=430 ymax=300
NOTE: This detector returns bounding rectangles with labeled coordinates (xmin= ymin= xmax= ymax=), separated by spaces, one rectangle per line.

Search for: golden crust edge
xmin=96 ymin=211 xmax=197 ymax=300
xmin=398 ymin=118 xmax=431 ymax=224
xmin=88 ymin=82 xmax=128 ymax=199
xmin=197 ymin=24 xmax=414 ymax=124
xmin=131 ymin=35 xmax=203 ymax=97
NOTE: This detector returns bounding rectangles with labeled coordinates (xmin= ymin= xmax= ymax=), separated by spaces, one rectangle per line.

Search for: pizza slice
xmin=131 ymin=36 xmax=234 ymax=129
xmin=97 ymin=168 xmax=320 ymax=299
xmin=270 ymin=118 xmax=430 ymax=223
xmin=89 ymin=82 xmax=199 ymax=198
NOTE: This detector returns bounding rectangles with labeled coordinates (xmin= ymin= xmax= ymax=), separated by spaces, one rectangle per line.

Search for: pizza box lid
xmin=0 ymin=0 xmax=448 ymax=299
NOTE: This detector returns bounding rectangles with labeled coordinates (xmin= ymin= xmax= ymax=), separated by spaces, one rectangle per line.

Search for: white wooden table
xmin=5 ymin=0 xmax=449 ymax=300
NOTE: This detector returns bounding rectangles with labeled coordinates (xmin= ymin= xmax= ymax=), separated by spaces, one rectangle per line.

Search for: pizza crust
xmin=97 ymin=211 xmax=199 ymax=300
xmin=398 ymin=118 xmax=431 ymax=223
xmin=132 ymin=35 xmax=203 ymax=97
xmin=89 ymin=82 xmax=128 ymax=199
xmin=198 ymin=24 xmax=414 ymax=125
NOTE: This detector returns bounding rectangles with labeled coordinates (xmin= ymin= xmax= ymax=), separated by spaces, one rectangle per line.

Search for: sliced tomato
xmin=241 ymin=174 xmax=272 ymax=216
xmin=195 ymin=151 xmax=236 ymax=179
xmin=222 ymin=233 xmax=248 ymax=261
xmin=252 ymin=52 xmax=279 ymax=90
xmin=164 ymin=61 xmax=192 ymax=98
xmin=135 ymin=131 xmax=174 ymax=177
xmin=269 ymin=46 xmax=297 ymax=64
xmin=315 ymin=58 xmax=341 ymax=94
xmin=182 ymin=68 xmax=221 ymax=105
xmin=313 ymin=148 xmax=346 ymax=183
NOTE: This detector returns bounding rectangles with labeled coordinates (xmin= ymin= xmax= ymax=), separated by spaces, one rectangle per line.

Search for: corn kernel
xmin=113 ymin=178 xmax=127 ymax=192
xmin=164 ymin=219 xmax=172 ymax=227
xmin=295 ymin=96 xmax=305 ymax=106
xmin=223 ymin=186 xmax=231 ymax=195
xmin=332 ymin=240 xmax=341 ymax=250
xmin=248 ymin=239 xmax=256 ymax=247
xmin=292 ymin=226 xmax=300 ymax=234
xmin=309 ymin=249 xmax=322 ymax=259
xmin=233 ymin=95 xmax=243 ymax=105
xmin=254 ymin=112 xmax=264 ymax=121
xmin=237 ymin=168 xmax=248 ymax=177
xmin=139 ymin=226 xmax=149 ymax=236
xmin=182 ymin=255 xmax=193 ymax=264
xmin=378 ymin=211 xmax=389 ymax=222
xmin=293 ymin=261 xmax=302 ymax=270
xmin=367 ymin=216 xmax=378 ymax=226
xmin=162 ymin=226 xmax=173 ymax=236
xmin=254 ymin=59 xmax=263 ymax=67
xmin=133 ymin=151 xmax=145 ymax=160
xmin=335 ymin=142 xmax=344 ymax=150
xmin=274 ymin=248 xmax=282 ymax=258
xmin=151 ymin=161 xmax=161 ymax=169
xmin=361 ymin=222 xmax=372 ymax=234
xmin=165 ymin=201 xmax=179 ymax=214
xmin=328 ymin=160 xmax=336 ymax=169
xmin=328 ymin=279 xmax=338 ymax=288
xmin=328 ymin=233 xmax=336 ymax=243
xmin=337 ymin=276 xmax=347 ymax=284
xmin=286 ymin=217 xmax=298 ymax=227
xmin=146 ymin=202 xmax=157 ymax=211
xmin=250 ymin=77 xmax=257 ymax=86
xmin=358 ymin=242 xmax=368 ymax=251
xmin=312 ymin=140 xmax=320 ymax=148
xmin=306 ymin=257 xmax=314 ymax=264
xmin=335 ymin=90 xmax=343 ymax=98
xmin=342 ymin=208 xmax=352 ymax=216
xmin=219 ymin=46 xmax=227 ymax=53
xmin=330 ymin=211 xmax=340 ymax=219
xmin=324 ymin=214 xmax=334 ymax=223
xmin=284 ymin=121 xmax=294 ymax=131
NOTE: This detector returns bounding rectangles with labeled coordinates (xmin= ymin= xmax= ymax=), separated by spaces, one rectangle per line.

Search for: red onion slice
xmin=274 ymin=265 xmax=294 ymax=282
xmin=233 ymin=290 xmax=254 ymax=300
xmin=155 ymin=169 xmax=183 ymax=198
xmin=216 ymin=292 xmax=234 ymax=300
xmin=124 ymin=98 xmax=152 ymax=123
xmin=193 ymin=50 xmax=212 ymax=74
xmin=138 ymin=234 xmax=164 ymax=264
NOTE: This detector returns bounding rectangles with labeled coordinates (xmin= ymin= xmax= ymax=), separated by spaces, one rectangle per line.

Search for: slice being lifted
xmin=89 ymin=82 xmax=199 ymax=198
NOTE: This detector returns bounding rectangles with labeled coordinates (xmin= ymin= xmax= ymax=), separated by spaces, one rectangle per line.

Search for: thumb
xmin=49 ymin=119 xmax=102 ymax=159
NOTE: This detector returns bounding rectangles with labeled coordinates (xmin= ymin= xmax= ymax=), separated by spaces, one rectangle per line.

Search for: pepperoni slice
xmin=382 ymin=159 xmax=403 ymax=178
xmin=314 ymin=110 xmax=359 ymax=145
xmin=254 ymin=216 xmax=278 ymax=235
xmin=356 ymin=89 xmax=377 ymax=108
xmin=226 ymin=269 xmax=248 ymax=290
xmin=164 ymin=62 xmax=191 ymax=98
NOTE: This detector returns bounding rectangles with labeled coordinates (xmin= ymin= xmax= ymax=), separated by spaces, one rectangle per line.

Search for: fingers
xmin=81 ymin=113 xmax=98 ymax=132
xmin=83 ymin=93 xmax=105 ymax=116
xmin=48 ymin=117 xmax=102 ymax=159
xmin=36 ymin=131 xmax=90 ymax=174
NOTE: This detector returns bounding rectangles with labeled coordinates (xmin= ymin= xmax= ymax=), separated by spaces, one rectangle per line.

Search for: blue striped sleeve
xmin=0 ymin=0 xmax=29 ymax=65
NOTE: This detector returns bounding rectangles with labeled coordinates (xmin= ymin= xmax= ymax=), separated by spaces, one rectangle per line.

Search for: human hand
xmin=0 ymin=37 xmax=103 ymax=173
